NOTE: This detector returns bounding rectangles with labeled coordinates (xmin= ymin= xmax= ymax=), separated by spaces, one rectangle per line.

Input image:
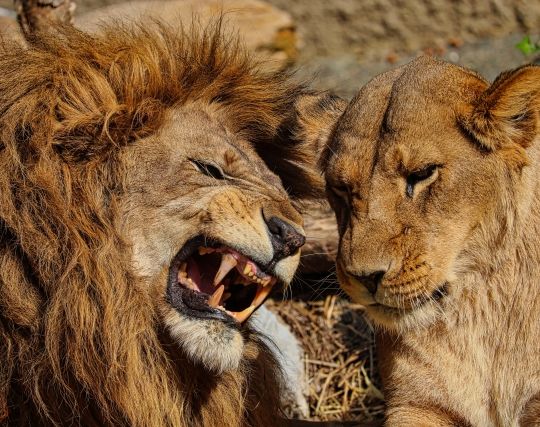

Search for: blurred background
xmin=4 ymin=0 xmax=538 ymax=95
xmin=2 ymin=0 xmax=538 ymax=423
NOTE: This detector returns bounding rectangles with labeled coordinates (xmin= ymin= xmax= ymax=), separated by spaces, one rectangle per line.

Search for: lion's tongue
xmin=186 ymin=257 xmax=215 ymax=295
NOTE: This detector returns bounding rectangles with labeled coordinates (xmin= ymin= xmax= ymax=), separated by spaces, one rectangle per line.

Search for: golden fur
xmin=0 ymin=22 xmax=316 ymax=426
xmin=322 ymin=56 xmax=540 ymax=425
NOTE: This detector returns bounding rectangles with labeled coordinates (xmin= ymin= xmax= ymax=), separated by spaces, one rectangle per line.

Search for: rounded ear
xmin=256 ymin=91 xmax=347 ymax=199
xmin=461 ymin=65 xmax=540 ymax=151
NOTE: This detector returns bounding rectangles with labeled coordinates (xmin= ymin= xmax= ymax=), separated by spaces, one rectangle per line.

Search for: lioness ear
xmin=257 ymin=91 xmax=346 ymax=199
xmin=462 ymin=65 xmax=540 ymax=151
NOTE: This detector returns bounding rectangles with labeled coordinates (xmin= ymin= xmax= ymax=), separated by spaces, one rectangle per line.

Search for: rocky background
xmin=3 ymin=0 xmax=539 ymax=96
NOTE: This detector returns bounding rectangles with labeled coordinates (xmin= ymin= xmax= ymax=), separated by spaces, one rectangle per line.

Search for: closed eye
xmin=330 ymin=184 xmax=350 ymax=203
xmin=190 ymin=160 xmax=226 ymax=180
xmin=406 ymin=164 xmax=439 ymax=197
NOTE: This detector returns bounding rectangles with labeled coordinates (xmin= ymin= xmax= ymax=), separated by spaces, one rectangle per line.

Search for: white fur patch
xmin=163 ymin=308 xmax=244 ymax=373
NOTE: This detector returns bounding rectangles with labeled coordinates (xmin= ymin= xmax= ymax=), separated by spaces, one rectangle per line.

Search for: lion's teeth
xmin=178 ymin=262 xmax=187 ymax=279
xmin=243 ymin=264 xmax=251 ymax=275
xmin=214 ymin=253 xmax=237 ymax=286
xmin=178 ymin=275 xmax=197 ymax=291
xmin=253 ymin=283 xmax=273 ymax=307
xmin=208 ymin=285 xmax=225 ymax=308
xmin=232 ymin=305 xmax=256 ymax=323
xmin=261 ymin=277 xmax=272 ymax=287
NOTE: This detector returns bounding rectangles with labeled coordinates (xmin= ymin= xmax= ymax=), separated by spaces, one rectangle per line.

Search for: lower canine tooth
xmin=253 ymin=284 xmax=273 ymax=307
xmin=233 ymin=305 xmax=256 ymax=323
xmin=208 ymin=285 xmax=225 ymax=308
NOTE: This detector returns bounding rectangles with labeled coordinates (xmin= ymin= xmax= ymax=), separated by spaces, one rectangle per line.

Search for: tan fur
xmin=322 ymin=57 xmax=540 ymax=426
xmin=0 ymin=22 xmax=311 ymax=426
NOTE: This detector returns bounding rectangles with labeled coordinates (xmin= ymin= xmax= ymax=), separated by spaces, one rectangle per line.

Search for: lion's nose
xmin=351 ymin=270 xmax=386 ymax=295
xmin=265 ymin=216 xmax=305 ymax=261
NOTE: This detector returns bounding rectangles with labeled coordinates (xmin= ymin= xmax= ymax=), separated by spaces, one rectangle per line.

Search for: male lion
xmin=321 ymin=57 xmax=540 ymax=426
xmin=0 ymin=21 xmax=336 ymax=426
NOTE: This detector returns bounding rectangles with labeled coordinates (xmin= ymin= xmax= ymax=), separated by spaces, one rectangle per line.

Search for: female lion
xmin=323 ymin=56 xmax=540 ymax=426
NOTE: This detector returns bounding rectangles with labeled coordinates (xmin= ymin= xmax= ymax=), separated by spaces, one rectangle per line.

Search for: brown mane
xmin=0 ymin=22 xmax=301 ymax=426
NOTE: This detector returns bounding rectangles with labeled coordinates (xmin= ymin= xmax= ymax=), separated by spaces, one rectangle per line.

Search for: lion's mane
xmin=0 ymin=22 xmax=304 ymax=426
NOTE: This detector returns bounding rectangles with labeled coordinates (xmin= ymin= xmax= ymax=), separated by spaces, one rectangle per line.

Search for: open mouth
xmin=167 ymin=237 xmax=277 ymax=326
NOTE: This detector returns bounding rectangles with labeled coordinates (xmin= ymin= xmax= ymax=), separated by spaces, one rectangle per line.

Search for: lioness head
xmin=324 ymin=57 xmax=540 ymax=330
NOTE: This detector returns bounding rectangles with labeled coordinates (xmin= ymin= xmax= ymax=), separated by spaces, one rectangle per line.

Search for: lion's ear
xmin=257 ymin=92 xmax=346 ymax=199
xmin=462 ymin=65 xmax=540 ymax=151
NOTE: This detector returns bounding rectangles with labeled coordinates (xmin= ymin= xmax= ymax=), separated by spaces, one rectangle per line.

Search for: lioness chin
xmin=317 ymin=57 xmax=540 ymax=426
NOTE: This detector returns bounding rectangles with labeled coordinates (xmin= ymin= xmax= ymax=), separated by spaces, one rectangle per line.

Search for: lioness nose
xmin=265 ymin=216 xmax=305 ymax=261
xmin=352 ymin=271 xmax=385 ymax=295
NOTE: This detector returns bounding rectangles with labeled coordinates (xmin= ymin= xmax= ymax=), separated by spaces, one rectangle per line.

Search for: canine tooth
xmin=208 ymin=285 xmax=225 ymax=308
xmin=214 ymin=253 xmax=237 ymax=286
xmin=243 ymin=264 xmax=251 ymax=275
xmin=232 ymin=305 xmax=256 ymax=323
xmin=253 ymin=284 xmax=273 ymax=307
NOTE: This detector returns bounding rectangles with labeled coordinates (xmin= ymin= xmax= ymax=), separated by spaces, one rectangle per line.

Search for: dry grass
xmin=268 ymin=296 xmax=385 ymax=423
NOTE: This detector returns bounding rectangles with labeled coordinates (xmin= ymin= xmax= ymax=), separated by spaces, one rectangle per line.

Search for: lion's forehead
xmin=331 ymin=62 xmax=486 ymax=182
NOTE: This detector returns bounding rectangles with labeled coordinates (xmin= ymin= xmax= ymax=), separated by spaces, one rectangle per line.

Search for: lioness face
xmin=325 ymin=59 xmax=518 ymax=330
xmin=119 ymin=105 xmax=305 ymax=372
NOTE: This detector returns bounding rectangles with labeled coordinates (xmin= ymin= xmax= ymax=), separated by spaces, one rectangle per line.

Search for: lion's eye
xmin=191 ymin=160 xmax=226 ymax=180
xmin=331 ymin=185 xmax=350 ymax=202
xmin=406 ymin=165 xmax=438 ymax=198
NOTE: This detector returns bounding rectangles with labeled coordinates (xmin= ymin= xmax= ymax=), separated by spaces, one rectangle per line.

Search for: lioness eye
xmin=191 ymin=160 xmax=225 ymax=180
xmin=406 ymin=165 xmax=438 ymax=197
xmin=331 ymin=185 xmax=350 ymax=202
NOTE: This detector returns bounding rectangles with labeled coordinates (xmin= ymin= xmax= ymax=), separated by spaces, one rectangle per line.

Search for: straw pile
xmin=268 ymin=296 xmax=385 ymax=423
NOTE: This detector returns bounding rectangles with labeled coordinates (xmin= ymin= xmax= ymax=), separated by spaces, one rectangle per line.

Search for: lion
xmin=0 ymin=19 xmax=339 ymax=426
xmin=318 ymin=56 xmax=540 ymax=426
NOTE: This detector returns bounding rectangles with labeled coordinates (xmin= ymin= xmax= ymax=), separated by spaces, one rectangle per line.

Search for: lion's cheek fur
xmin=162 ymin=306 xmax=245 ymax=373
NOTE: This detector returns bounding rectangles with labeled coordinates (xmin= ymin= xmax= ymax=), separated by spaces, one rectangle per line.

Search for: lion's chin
xmin=163 ymin=307 xmax=244 ymax=373
xmin=363 ymin=298 xmax=446 ymax=333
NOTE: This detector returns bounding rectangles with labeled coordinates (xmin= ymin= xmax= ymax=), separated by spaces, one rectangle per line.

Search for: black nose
xmin=265 ymin=216 xmax=305 ymax=261
xmin=352 ymin=271 xmax=385 ymax=295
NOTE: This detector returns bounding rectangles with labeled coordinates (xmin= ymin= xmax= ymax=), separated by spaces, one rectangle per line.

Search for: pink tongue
xmin=186 ymin=258 xmax=202 ymax=291
xmin=186 ymin=257 xmax=215 ymax=295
